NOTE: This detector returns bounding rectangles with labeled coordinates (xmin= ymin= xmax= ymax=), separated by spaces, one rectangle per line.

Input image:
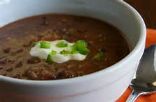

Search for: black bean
xmin=0 ymin=58 xmax=14 ymax=65
xmin=7 ymin=59 xmax=15 ymax=64
xmin=12 ymin=74 xmax=21 ymax=79
xmin=77 ymin=29 xmax=87 ymax=33
xmin=15 ymin=61 xmax=23 ymax=68
xmin=1 ymin=73 xmax=7 ymax=76
xmin=41 ymin=16 xmax=49 ymax=26
xmin=99 ymin=48 xmax=106 ymax=53
xmin=88 ymin=41 xmax=94 ymax=46
xmin=0 ymin=67 xmax=3 ymax=70
xmin=3 ymin=48 xmax=11 ymax=53
xmin=37 ymin=34 xmax=44 ymax=40
xmin=6 ymin=67 xmax=13 ymax=72
xmin=0 ymin=59 xmax=7 ymax=65
xmin=14 ymin=48 xmax=24 ymax=53
xmin=27 ymin=57 xmax=41 ymax=64
xmin=23 ymin=36 xmax=39 ymax=47
xmin=26 ymin=70 xmax=38 ymax=80
xmin=23 ymin=43 xmax=29 ymax=47
xmin=67 ymin=64 xmax=75 ymax=69
xmin=61 ymin=18 xmax=67 ymax=23
xmin=57 ymin=70 xmax=75 ymax=79
xmin=62 ymin=28 xmax=67 ymax=32
xmin=25 ymin=67 xmax=56 ymax=80
xmin=23 ymin=41 xmax=32 ymax=47
xmin=40 ymin=70 xmax=56 ymax=80
xmin=67 ymin=28 xmax=76 ymax=35
xmin=76 ymin=71 xmax=84 ymax=76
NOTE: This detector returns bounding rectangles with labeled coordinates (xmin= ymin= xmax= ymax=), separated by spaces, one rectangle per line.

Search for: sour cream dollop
xmin=30 ymin=40 xmax=89 ymax=63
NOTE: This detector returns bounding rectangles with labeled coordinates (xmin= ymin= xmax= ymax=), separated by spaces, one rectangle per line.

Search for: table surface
xmin=126 ymin=0 xmax=156 ymax=29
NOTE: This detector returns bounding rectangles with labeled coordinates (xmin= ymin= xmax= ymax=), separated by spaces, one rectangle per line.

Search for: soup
xmin=0 ymin=14 xmax=130 ymax=80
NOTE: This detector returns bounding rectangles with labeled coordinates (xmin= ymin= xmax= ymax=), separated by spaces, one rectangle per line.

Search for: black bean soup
xmin=0 ymin=14 xmax=130 ymax=80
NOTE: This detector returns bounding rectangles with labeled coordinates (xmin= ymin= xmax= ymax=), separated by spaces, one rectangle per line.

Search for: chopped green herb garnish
xmin=94 ymin=51 xmax=104 ymax=61
xmin=78 ymin=47 xmax=89 ymax=55
xmin=60 ymin=50 xmax=71 ymax=56
xmin=73 ymin=40 xmax=89 ymax=55
xmin=46 ymin=54 xmax=53 ymax=63
xmin=40 ymin=41 xmax=51 ymax=49
xmin=56 ymin=41 xmax=68 ymax=48
xmin=46 ymin=51 xmax=56 ymax=63
xmin=51 ymin=50 xmax=57 ymax=56
xmin=71 ymin=49 xmax=78 ymax=54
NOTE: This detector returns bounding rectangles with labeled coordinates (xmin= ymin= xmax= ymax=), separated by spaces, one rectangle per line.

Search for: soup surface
xmin=0 ymin=14 xmax=130 ymax=80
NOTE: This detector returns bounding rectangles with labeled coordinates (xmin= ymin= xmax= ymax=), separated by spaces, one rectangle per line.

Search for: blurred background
xmin=126 ymin=0 xmax=156 ymax=29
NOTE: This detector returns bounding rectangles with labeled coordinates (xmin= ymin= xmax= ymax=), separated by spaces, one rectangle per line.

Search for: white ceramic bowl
xmin=0 ymin=0 xmax=146 ymax=102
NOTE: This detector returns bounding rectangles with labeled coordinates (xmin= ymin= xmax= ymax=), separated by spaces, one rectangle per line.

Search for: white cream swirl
xmin=30 ymin=40 xmax=88 ymax=63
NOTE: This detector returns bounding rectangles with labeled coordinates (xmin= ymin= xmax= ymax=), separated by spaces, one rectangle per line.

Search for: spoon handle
xmin=126 ymin=89 xmax=142 ymax=102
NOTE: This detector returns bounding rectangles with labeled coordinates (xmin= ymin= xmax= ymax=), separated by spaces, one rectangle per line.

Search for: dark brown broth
xmin=0 ymin=14 xmax=130 ymax=80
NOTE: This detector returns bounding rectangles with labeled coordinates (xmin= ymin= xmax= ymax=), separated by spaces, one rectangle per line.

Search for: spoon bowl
xmin=127 ymin=45 xmax=156 ymax=102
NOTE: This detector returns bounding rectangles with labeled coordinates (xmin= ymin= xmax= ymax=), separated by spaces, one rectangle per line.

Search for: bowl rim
xmin=0 ymin=0 xmax=146 ymax=85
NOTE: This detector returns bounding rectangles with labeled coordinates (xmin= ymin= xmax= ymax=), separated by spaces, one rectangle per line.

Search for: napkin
xmin=117 ymin=29 xmax=156 ymax=102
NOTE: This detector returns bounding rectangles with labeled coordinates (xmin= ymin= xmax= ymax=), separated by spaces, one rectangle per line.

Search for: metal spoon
xmin=126 ymin=45 xmax=156 ymax=102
